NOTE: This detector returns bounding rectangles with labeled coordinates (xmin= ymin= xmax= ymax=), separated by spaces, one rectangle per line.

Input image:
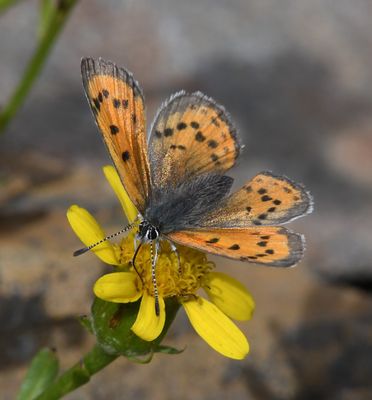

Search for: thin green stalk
xmin=0 ymin=0 xmax=78 ymax=133
xmin=39 ymin=0 xmax=55 ymax=39
xmin=35 ymin=344 xmax=118 ymax=400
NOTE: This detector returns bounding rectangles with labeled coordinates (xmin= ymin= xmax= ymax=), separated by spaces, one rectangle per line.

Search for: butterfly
xmin=76 ymin=57 xmax=312 ymax=314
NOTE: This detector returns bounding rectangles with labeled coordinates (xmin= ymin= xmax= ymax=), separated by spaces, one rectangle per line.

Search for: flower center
xmin=117 ymin=232 xmax=214 ymax=298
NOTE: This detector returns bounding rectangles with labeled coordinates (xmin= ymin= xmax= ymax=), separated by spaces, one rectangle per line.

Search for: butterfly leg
xmin=150 ymin=240 xmax=161 ymax=316
xmin=168 ymin=240 xmax=181 ymax=274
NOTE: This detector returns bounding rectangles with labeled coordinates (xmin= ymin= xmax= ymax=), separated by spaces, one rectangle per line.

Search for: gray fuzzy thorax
xmin=144 ymin=173 xmax=233 ymax=233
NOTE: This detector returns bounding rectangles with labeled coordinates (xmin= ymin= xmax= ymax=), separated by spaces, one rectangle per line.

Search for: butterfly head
xmin=138 ymin=220 xmax=160 ymax=242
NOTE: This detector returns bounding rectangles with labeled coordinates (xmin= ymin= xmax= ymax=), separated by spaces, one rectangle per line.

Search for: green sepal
xmin=17 ymin=348 xmax=59 ymax=400
xmin=91 ymin=296 xmax=180 ymax=359
xmin=154 ymin=344 xmax=185 ymax=355
xmin=78 ymin=314 xmax=94 ymax=334
xmin=124 ymin=344 xmax=184 ymax=364
xmin=126 ymin=352 xmax=154 ymax=364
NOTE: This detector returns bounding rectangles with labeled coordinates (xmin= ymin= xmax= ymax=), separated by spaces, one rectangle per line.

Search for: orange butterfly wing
xmin=148 ymin=91 xmax=240 ymax=189
xmin=168 ymin=226 xmax=304 ymax=267
xmin=199 ymin=171 xmax=313 ymax=227
xmin=81 ymin=58 xmax=151 ymax=213
xmin=167 ymin=172 xmax=311 ymax=267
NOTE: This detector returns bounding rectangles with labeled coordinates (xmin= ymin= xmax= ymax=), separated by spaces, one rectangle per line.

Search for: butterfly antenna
xmin=73 ymin=222 xmax=136 ymax=257
xmin=150 ymin=240 xmax=160 ymax=316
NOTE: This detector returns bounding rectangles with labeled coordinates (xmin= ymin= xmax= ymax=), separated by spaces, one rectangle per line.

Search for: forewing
xmin=200 ymin=171 xmax=313 ymax=227
xmin=167 ymin=226 xmax=304 ymax=267
xmin=81 ymin=57 xmax=151 ymax=213
xmin=148 ymin=91 xmax=241 ymax=189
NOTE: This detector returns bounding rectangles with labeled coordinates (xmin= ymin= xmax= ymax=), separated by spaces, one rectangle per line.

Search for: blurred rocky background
xmin=1 ymin=0 xmax=372 ymax=399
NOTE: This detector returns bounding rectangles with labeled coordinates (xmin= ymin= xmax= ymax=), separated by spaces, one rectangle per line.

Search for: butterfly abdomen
xmin=145 ymin=173 xmax=233 ymax=233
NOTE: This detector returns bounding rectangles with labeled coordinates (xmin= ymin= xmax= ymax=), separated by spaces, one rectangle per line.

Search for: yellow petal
xmin=94 ymin=272 xmax=142 ymax=303
xmin=183 ymin=297 xmax=249 ymax=360
xmin=67 ymin=205 xmax=119 ymax=265
xmin=103 ymin=165 xmax=138 ymax=223
xmin=203 ymin=272 xmax=255 ymax=321
xmin=131 ymin=291 xmax=165 ymax=341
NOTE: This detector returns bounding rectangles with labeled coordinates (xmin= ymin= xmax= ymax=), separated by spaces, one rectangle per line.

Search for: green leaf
xmin=91 ymin=296 xmax=180 ymax=359
xmin=155 ymin=344 xmax=185 ymax=355
xmin=17 ymin=348 xmax=59 ymax=400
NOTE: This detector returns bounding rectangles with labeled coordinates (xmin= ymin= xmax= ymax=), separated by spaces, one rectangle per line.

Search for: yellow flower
xmin=67 ymin=166 xmax=255 ymax=360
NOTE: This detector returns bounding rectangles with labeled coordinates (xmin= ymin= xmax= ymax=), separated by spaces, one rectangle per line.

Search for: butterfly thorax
xmin=144 ymin=173 xmax=234 ymax=234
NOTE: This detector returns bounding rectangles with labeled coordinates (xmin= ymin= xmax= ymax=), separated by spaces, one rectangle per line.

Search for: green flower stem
xmin=35 ymin=344 xmax=118 ymax=400
xmin=0 ymin=0 xmax=78 ymax=133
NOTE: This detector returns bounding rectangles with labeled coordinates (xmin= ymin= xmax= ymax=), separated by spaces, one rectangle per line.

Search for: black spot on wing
xmin=261 ymin=195 xmax=272 ymax=202
xmin=195 ymin=131 xmax=206 ymax=142
xmin=177 ymin=122 xmax=187 ymax=130
xmin=164 ymin=128 xmax=173 ymax=137
xmin=228 ymin=244 xmax=240 ymax=250
xmin=206 ymin=237 xmax=219 ymax=243
xmin=122 ymin=151 xmax=130 ymax=161
xmin=110 ymin=125 xmax=119 ymax=134
xmin=208 ymin=140 xmax=218 ymax=149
